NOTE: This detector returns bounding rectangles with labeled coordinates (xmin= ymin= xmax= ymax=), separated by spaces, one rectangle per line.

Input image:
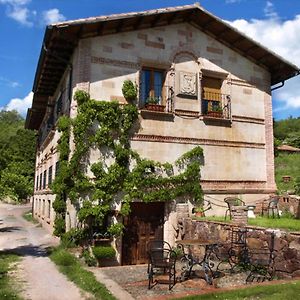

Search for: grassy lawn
xmin=180 ymin=280 xmax=300 ymax=299
xmin=275 ymin=153 xmax=300 ymax=193
xmin=22 ymin=210 xmax=38 ymax=224
xmin=0 ymin=252 xmax=22 ymax=300
xmin=248 ymin=216 xmax=300 ymax=231
xmin=196 ymin=216 xmax=300 ymax=231
xmin=49 ymin=247 xmax=116 ymax=300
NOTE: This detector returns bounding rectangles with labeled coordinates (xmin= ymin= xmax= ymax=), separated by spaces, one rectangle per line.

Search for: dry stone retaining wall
xmin=179 ymin=218 xmax=300 ymax=278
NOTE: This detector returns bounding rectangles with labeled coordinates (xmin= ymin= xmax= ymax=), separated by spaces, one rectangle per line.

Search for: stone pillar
xmin=231 ymin=206 xmax=248 ymax=225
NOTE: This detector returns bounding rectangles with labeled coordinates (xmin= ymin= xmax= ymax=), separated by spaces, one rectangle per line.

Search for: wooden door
xmin=122 ymin=202 xmax=164 ymax=265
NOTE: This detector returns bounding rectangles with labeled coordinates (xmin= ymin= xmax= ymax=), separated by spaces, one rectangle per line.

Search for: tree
xmin=0 ymin=111 xmax=36 ymax=201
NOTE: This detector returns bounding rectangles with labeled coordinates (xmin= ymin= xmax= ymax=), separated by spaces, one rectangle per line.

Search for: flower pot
xmin=207 ymin=111 xmax=223 ymax=118
xmin=145 ymin=104 xmax=165 ymax=112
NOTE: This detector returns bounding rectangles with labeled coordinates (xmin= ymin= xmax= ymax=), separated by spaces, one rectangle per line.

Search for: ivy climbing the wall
xmin=52 ymin=90 xmax=204 ymax=238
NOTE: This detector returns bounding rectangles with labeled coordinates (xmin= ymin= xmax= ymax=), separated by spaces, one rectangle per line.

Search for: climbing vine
xmin=52 ymin=90 xmax=204 ymax=237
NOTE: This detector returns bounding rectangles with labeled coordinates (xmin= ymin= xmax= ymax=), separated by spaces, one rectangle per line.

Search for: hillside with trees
xmin=274 ymin=117 xmax=300 ymax=194
xmin=0 ymin=111 xmax=36 ymax=202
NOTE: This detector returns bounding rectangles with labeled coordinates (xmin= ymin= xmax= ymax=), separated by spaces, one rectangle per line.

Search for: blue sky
xmin=0 ymin=0 xmax=300 ymax=120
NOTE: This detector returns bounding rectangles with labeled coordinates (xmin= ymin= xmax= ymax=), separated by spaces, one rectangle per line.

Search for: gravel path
xmin=0 ymin=203 xmax=86 ymax=300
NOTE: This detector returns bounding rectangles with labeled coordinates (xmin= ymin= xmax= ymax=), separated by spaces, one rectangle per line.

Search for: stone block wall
xmin=279 ymin=195 xmax=300 ymax=219
xmin=179 ymin=218 xmax=300 ymax=278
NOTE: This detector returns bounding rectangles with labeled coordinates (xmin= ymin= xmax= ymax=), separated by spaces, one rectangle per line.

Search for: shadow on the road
xmin=0 ymin=226 xmax=22 ymax=232
xmin=1 ymin=244 xmax=52 ymax=258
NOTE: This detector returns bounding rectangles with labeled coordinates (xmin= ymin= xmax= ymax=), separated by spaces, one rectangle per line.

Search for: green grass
xmin=49 ymin=247 xmax=116 ymax=300
xmin=22 ymin=210 xmax=38 ymax=224
xmin=275 ymin=153 xmax=300 ymax=193
xmin=248 ymin=216 xmax=300 ymax=231
xmin=197 ymin=216 xmax=300 ymax=231
xmin=195 ymin=216 xmax=230 ymax=223
xmin=179 ymin=280 xmax=300 ymax=299
xmin=0 ymin=252 xmax=22 ymax=300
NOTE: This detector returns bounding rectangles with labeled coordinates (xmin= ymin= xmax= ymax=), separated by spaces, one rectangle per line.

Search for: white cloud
xmin=42 ymin=8 xmax=65 ymax=24
xmin=1 ymin=92 xmax=33 ymax=116
xmin=264 ymin=1 xmax=278 ymax=19
xmin=8 ymin=6 xmax=32 ymax=26
xmin=0 ymin=0 xmax=32 ymax=26
xmin=0 ymin=0 xmax=30 ymax=5
xmin=225 ymin=0 xmax=242 ymax=3
xmin=228 ymin=14 xmax=300 ymax=112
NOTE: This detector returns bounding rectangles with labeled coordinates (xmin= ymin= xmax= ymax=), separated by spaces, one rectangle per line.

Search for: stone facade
xmin=34 ymin=22 xmax=274 ymax=235
xmin=26 ymin=5 xmax=298 ymax=264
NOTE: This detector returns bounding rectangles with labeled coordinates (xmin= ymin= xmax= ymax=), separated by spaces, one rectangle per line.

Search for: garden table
xmin=176 ymin=239 xmax=223 ymax=285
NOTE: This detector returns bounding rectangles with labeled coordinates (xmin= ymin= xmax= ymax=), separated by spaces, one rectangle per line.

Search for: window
xmin=43 ymin=199 xmax=45 ymax=216
xmin=39 ymin=174 xmax=43 ymax=190
xmin=201 ymin=75 xmax=231 ymax=120
xmin=55 ymin=161 xmax=60 ymax=177
xmin=36 ymin=175 xmax=39 ymax=191
xmin=43 ymin=170 xmax=47 ymax=189
xmin=140 ymin=68 xmax=165 ymax=106
xmin=48 ymin=200 xmax=51 ymax=218
xmin=48 ymin=166 xmax=53 ymax=186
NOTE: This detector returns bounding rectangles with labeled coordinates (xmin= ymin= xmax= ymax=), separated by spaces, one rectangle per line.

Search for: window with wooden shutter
xmin=202 ymin=76 xmax=222 ymax=101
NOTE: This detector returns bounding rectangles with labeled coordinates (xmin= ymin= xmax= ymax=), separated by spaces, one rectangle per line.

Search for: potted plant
xmin=193 ymin=206 xmax=205 ymax=217
xmin=208 ymin=103 xmax=223 ymax=118
xmin=122 ymin=80 xmax=137 ymax=103
xmin=92 ymin=245 xmax=117 ymax=267
xmin=145 ymin=97 xmax=165 ymax=112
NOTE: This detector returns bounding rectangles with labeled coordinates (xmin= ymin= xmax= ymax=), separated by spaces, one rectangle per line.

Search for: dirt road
xmin=0 ymin=203 xmax=85 ymax=300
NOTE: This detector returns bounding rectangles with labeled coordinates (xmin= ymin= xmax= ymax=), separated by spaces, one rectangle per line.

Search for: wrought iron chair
xmin=147 ymin=246 xmax=177 ymax=290
xmin=224 ymin=197 xmax=245 ymax=220
xmin=246 ymin=232 xmax=276 ymax=283
xmin=147 ymin=240 xmax=171 ymax=251
xmin=216 ymin=227 xmax=248 ymax=273
xmin=147 ymin=240 xmax=171 ymax=273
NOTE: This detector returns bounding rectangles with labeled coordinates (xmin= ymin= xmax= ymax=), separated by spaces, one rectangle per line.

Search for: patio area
xmin=90 ymin=263 xmax=251 ymax=300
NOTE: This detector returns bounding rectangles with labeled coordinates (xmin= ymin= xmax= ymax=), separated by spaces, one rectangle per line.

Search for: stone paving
xmin=90 ymin=264 xmax=249 ymax=300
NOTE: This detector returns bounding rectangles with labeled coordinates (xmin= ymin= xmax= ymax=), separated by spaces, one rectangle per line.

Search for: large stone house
xmin=26 ymin=4 xmax=299 ymax=265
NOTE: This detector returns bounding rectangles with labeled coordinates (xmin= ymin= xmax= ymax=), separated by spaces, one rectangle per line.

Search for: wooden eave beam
xmin=166 ymin=12 xmax=178 ymax=24
xmin=116 ymin=19 xmax=124 ymax=32
xmin=151 ymin=14 xmax=162 ymax=27
xmin=216 ymin=27 xmax=231 ymax=38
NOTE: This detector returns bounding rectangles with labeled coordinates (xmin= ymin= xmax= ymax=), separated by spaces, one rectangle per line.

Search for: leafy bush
xmin=61 ymin=228 xmax=88 ymax=248
xmin=122 ymin=80 xmax=137 ymax=101
xmin=92 ymin=246 xmax=116 ymax=260
xmin=107 ymin=223 xmax=124 ymax=237
xmin=81 ymin=249 xmax=97 ymax=267
xmin=53 ymin=216 xmax=66 ymax=237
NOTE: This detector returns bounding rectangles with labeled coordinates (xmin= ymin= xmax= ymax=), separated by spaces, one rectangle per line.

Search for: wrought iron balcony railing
xmin=202 ymin=91 xmax=231 ymax=120
xmin=140 ymin=85 xmax=174 ymax=113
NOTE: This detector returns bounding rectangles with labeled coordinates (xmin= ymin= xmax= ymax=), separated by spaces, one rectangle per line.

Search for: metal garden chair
xmin=147 ymin=245 xmax=177 ymax=290
xmin=224 ymin=197 xmax=245 ymax=220
xmin=246 ymin=232 xmax=276 ymax=283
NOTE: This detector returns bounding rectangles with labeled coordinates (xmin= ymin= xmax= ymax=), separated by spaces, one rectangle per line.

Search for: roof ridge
xmin=51 ymin=3 xmax=199 ymax=27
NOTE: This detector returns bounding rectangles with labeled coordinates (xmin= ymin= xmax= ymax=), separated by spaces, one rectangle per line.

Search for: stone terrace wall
xmin=179 ymin=218 xmax=300 ymax=278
